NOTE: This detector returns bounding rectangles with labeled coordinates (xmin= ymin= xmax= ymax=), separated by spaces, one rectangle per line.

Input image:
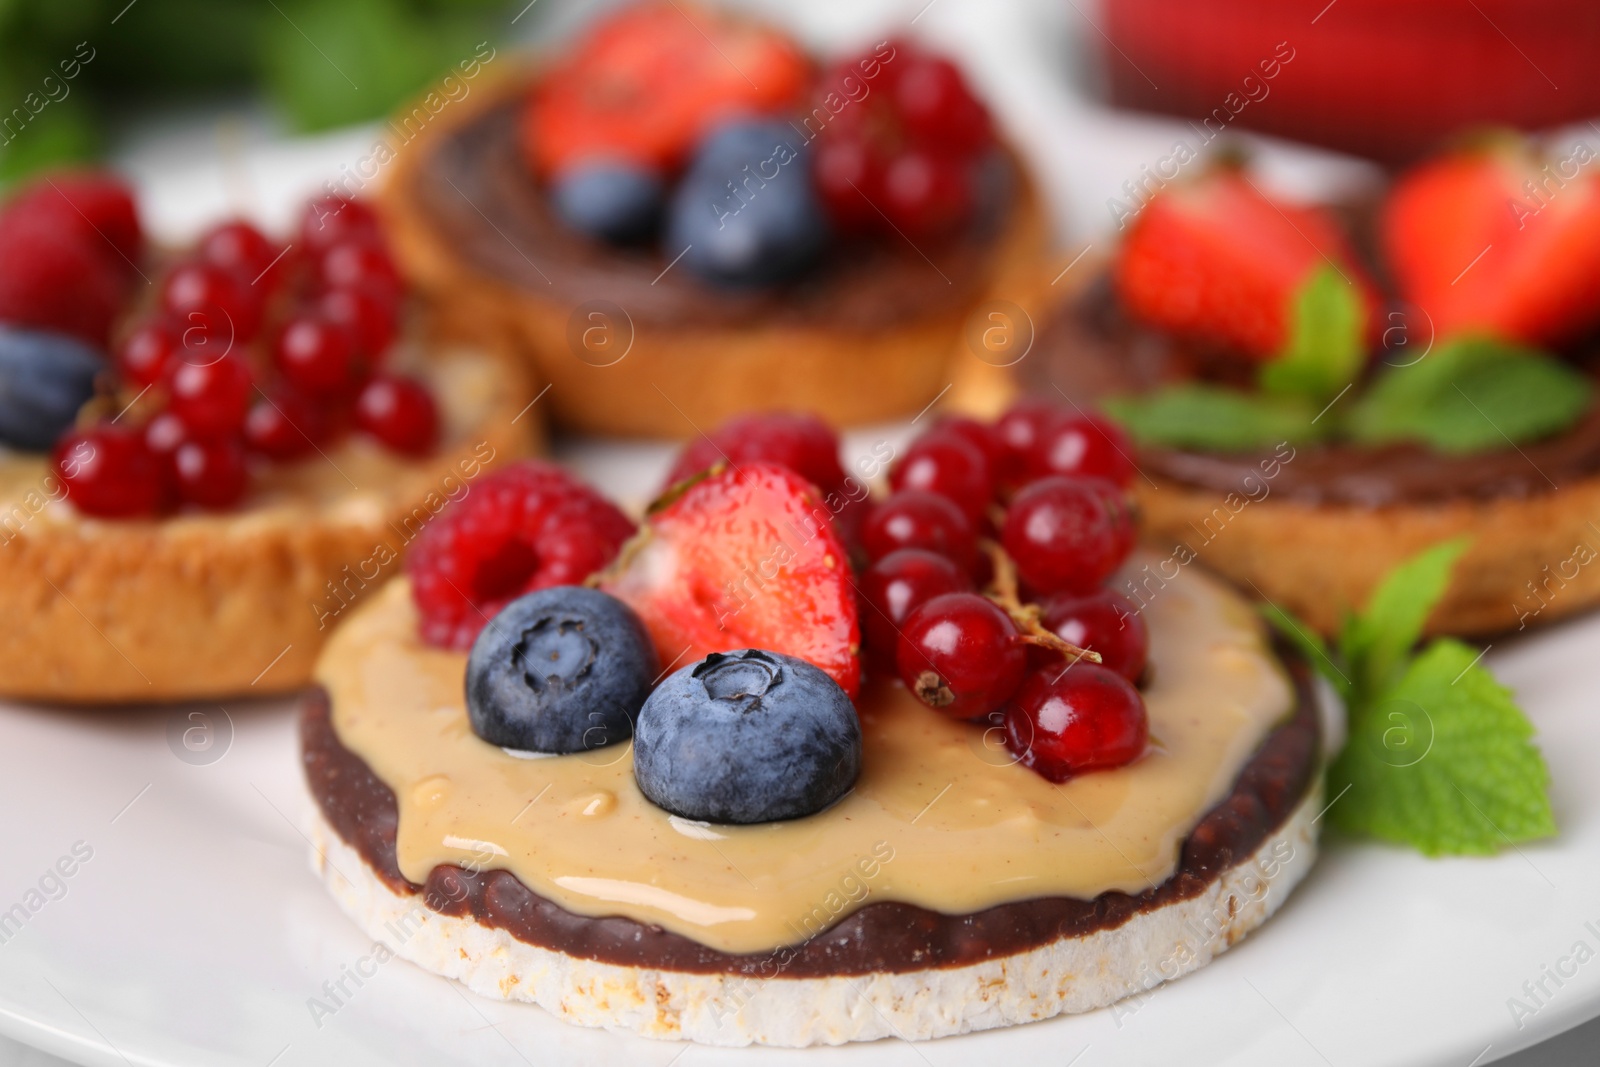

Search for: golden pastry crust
xmin=1133 ymin=472 xmax=1600 ymax=638
xmin=377 ymin=69 xmax=1049 ymax=438
xmin=0 ymin=326 xmax=539 ymax=705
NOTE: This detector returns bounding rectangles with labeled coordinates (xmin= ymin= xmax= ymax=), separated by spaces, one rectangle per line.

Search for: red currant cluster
xmin=53 ymin=196 xmax=440 ymax=519
xmin=812 ymin=39 xmax=995 ymax=238
xmin=858 ymin=400 xmax=1151 ymax=782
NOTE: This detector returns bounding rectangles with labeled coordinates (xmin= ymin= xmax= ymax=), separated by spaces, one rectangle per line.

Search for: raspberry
xmin=406 ymin=461 xmax=636 ymax=650
xmin=2 ymin=171 xmax=143 ymax=267
xmin=0 ymin=213 xmax=125 ymax=345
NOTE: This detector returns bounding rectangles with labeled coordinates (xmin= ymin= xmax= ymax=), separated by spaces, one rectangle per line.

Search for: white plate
xmin=1 ymin=555 xmax=1599 ymax=1067
xmin=4 ymin=3 xmax=1592 ymax=1062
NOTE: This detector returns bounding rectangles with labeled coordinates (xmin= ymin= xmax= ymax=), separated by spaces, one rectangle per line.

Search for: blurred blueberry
xmin=0 ymin=326 xmax=103 ymax=452
xmin=466 ymin=586 xmax=658 ymax=754
xmin=551 ymin=160 xmax=665 ymax=245
xmin=633 ymin=648 xmax=861 ymax=823
xmin=666 ymin=120 xmax=827 ymax=287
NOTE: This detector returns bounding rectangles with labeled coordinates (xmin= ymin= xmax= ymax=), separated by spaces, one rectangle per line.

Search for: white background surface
xmin=1 ymin=0 xmax=1597 ymax=1062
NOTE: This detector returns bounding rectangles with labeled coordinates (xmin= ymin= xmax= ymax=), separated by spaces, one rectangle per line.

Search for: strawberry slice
xmin=1113 ymin=168 xmax=1376 ymax=361
xmin=601 ymin=462 xmax=861 ymax=698
xmin=525 ymin=2 xmax=809 ymax=177
xmin=1382 ymin=142 xmax=1600 ymax=348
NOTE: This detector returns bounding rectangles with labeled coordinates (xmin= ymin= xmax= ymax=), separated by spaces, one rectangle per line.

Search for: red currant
xmin=1001 ymin=476 xmax=1135 ymax=597
xmin=299 ymin=195 xmax=380 ymax=254
xmin=894 ymin=54 xmax=992 ymax=155
xmin=52 ymin=425 xmax=166 ymax=518
xmin=896 ymin=592 xmax=1025 ymax=719
xmin=889 ymin=429 xmax=994 ymax=522
xmin=143 ymin=409 xmax=188 ymax=460
xmin=1003 ymin=665 xmax=1148 ymax=782
xmin=244 ymin=389 xmax=330 ymax=461
xmin=994 ymin=399 xmax=1065 ymax=492
xmin=318 ymin=285 xmax=398 ymax=359
xmin=881 ymin=150 xmax=973 ymax=236
xmin=860 ymin=490 xmax=977 ymax=572
xmin=274 ymin=313 xmax=367 ymax=399
xmin=812 ymin=134 xmax=880 ymax=233
xmin=164 ymin=354 xmax=254 ymax=438
xmin=355 ymin=374 xmax=439 ymax=456
xmin=199 ymin=220 xmax=288 ymax=291
xmin=317 ymin=240 xmax=400 ymax=300
xmin=161 ymin=259 xmax=263 ymax=346
xmin=169 ymin=435 xmax=249 ymax=509
xmin=116 ymin=318 xmax=181 ymax=388
xmin=935 ymin=414 xmax=1002 ymax=466
xmin=1034 ymin=413 xmax=1136 ymax=489
xmin=859 ymin=548 xmax=971 ymax=672
xmin=1039 ymin=590 xmax=1148 ymax=683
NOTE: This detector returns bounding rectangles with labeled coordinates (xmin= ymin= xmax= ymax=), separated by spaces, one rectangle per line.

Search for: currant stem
xmin=981 ymin=540 xmax=1102 ymax=665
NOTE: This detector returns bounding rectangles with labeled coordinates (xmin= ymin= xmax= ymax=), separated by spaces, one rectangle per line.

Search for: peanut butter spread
xmin=317 ymin=555 xmax=1294 ymax=955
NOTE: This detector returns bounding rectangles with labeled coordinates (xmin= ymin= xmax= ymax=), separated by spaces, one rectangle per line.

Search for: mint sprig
xmin=1101 ymin=384 xmax=1325 ymax=452
xmin=1106 ymin=266 xmax=1360 ymax=452
xmin=1264 ymin=541 xmax=1556 ymax=856
xmin=1258 ymin=265 xmax=1366 ymax=403
xmin=1345 ymin=337 xmax=1593 ymax=454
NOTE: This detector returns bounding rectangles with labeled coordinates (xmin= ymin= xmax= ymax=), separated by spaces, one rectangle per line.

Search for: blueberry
xmin=665 ymin=120 xmax=827 ymax=287
xmin=465 ymin=586 xmax=658 ymax=754
xmin=0 ymin=326 xmax=103 ymax=452
xmin=551 ymin=160 xmax=665 ymax=244
xmin=633 ymin=649 xmax=861 ymax=824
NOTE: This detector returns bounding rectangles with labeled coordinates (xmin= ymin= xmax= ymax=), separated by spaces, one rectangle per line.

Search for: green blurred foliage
xmin=0 ymin=0 xmax=522 ymax=183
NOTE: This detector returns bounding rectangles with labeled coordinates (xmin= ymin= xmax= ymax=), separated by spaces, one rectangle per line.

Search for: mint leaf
xmin=1338 ymin=537 xmax=1470 ymax=700
xmin=1346 ymin=338 xmax=1592 ymax=454
xmin=1329 ymin=639 xmax=1556 ymax=855
xmin=1262 ymin=540 xmax=1555 ymax=856
xmin=1258 ymin=266 xmax=1365 ymax=403
xmin=1102 ymin=384 xmax=1324 ymax=452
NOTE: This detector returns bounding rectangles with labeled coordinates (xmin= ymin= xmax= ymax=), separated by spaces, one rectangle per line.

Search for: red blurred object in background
xmin=1098 ymin=0 xmax=1600 ymax=163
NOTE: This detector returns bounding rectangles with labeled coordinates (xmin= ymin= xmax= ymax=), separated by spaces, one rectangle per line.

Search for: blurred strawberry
xmin=525 ymin=2 xmax=808 ymax=177
xmin=1114 ymin=167 xmax=1377 ymax=361
xmin=1382 ymin=141 xmax=1600 ymax=347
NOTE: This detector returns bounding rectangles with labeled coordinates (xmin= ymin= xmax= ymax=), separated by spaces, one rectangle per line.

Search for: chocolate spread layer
xmin=301 ymin=654 xmax=1319 ymax=978
xmin=1021 ymin=274 xmax=1600 ymax=507
xmin=403 ymin=93 xmax=1020 ymax=331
